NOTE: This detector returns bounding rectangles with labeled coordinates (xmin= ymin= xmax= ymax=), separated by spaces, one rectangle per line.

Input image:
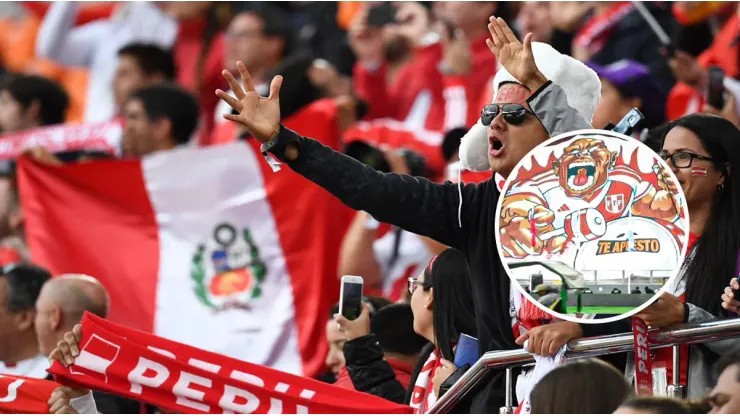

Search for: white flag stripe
xmin=144 ymin=142 xmax=301 ymax=373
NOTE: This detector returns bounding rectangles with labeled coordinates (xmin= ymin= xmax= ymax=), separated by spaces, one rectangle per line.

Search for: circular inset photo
xmin=496 ymin=129 xmax=690 ymax=324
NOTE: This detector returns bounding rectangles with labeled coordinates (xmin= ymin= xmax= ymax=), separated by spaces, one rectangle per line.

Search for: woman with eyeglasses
xmin=523 ymin=112 xmax=740 ymax=399
xmin=333 ymin=248 xmax=477 ymax=413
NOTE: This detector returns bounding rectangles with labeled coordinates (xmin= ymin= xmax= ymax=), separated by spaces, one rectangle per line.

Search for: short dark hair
xmin=370 ymin=303 xmax=427 ymax=355
xmin=1 ymin=74 xmax=69 ymax=126
xmin=714 ymin=347 xmax=740 ymax=382
xmin=328 ymin=295 xmax=391 ymax=318
xmin=530 ymin=358 xmax=632 ymax=414
xmin=2 ymin=263 xmax=52 ymax=313
xmin=233 ymin=4 xmax=292 ymax=39
xmin=619 ymin=396 xmax=693 ymax=414
xmin=128 ymin=83 xmax=199 ymax=145
xmin=117 ymin=43 xmax=176 ymax=81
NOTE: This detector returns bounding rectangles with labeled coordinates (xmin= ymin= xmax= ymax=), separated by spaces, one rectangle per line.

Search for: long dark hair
xmin=660 ymin=113 xmax=740 ymax=315
xmin=530 ymin=359 xmax=631 ymax=414
xmin=422 ymin=248 xmax=477 ymax=361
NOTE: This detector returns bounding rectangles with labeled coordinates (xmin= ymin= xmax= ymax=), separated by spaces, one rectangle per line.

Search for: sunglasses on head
xmin=480 ymin=103 xmax=535 ymax=126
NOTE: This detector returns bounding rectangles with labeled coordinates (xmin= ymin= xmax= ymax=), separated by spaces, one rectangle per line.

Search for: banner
xmin=0 ymin=120 xmax=122 ymax=160
xmin=49 ymin=313 xmax=412 ymax=414
xmin=0 ymin=374 xmax=59 ymax=414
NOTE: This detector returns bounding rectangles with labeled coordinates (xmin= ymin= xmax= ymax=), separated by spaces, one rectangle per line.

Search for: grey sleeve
xmin=686 ymin=303 xmax=738 ymax=354
xmin=527 ymin=81 xmax=593 ymax=136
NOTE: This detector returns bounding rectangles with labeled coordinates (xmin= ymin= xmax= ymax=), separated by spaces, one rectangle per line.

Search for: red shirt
xmin=172 ymin=17 xmax=227 ymax=144
xmin=353 ymin=33 xmax=496 ymax=132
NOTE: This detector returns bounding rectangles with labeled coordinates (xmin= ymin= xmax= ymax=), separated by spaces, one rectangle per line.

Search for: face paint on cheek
xmin=495 ymin=84 xmax=530 ymax=104
xmin=691 ymin=167 xmax=708 ymax=177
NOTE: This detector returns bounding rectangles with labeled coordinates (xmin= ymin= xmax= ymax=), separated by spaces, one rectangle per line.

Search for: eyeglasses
xmin=408 ymin=277 xmax=424 ymax=295
xmin=480 ymin=103 xmax=535 ymax=126
xmin=659 ymin=151 xmax=713 ymax=168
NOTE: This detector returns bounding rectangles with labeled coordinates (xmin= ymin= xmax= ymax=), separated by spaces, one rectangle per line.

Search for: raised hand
xmin=721 ymin=277 xmax=740 ymax=313
xmin=216 ymin=61 xmax=283 ymax=143
xmin=485 ymin=16 xmax=547 ymax=92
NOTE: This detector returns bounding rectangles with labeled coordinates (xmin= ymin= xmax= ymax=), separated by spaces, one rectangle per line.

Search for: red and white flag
xmin=17 ymin=139 xmax=354 ymax=378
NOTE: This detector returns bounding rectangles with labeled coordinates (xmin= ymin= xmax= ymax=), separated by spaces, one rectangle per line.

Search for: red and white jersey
xmin=511 ymin=166 xmax=642 ymax=229
xmin=374 ymin=229 xmax=433 ymax=302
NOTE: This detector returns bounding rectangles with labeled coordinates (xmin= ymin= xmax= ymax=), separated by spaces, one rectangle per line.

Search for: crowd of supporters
xmin=1 ymin=1 xmax=740 ymax=414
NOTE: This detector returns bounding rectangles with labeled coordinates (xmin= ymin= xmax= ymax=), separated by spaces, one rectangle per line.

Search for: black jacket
xmin=268 ymin=127 xmax=514 ymax=412
xmin=343 ymin=336 xmax=473 ymax=412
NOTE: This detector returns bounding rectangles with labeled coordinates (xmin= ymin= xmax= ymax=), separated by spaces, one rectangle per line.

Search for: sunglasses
xmin=480 ymin=103 xmax=535 ymax=126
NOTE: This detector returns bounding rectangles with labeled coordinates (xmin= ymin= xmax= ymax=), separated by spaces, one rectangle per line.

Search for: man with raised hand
xmin=216 ymin=16 xmax=597 ymax=411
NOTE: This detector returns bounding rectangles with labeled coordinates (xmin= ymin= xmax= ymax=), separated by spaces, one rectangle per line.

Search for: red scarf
xmin=651 ymin=232 xmax=698 ymax=389
xmin=0 ymin=374 xmax=60 ymax=414
xmin=49 ymin=313 xmax=412 ymax=414
xmin=574 ymin=2 xmax=634 ymax=56
xmin=409 ymin=349 xmax=441 ymax=414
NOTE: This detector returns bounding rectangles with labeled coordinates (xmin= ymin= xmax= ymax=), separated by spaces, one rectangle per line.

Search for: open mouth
xmin=566 ymin=161 xmax=596 ymax=191
xmin=489 ymin=135 xmax=504 ymax=157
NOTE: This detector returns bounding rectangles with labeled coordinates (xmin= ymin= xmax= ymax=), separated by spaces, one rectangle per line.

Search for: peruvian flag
xmin=17 ymin=132 xmax=354 ymax=377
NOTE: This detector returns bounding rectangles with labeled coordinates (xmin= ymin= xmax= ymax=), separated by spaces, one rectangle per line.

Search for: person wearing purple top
xmin=588 ymin=59 xmax=667 ymax=132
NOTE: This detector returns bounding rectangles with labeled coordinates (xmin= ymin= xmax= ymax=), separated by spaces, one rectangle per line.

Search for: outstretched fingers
xmin=216 ymin=89 xmax=242 ymax=112
xmin=489 ymin=16 xmax=509 ymax=48
xmin=498 ymin=17 xmax=520 ymax=44
xmin=268 ymin=75 xmax=283 ymax=100
xmin=236 ymin=61 xmax=255 ymax=93
xmin=222 ymin=69 xmax=245 ymax=101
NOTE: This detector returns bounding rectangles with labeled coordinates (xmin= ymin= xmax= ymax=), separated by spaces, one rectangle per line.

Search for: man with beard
xmin=216 ymin=17 xmax=598 ymax=412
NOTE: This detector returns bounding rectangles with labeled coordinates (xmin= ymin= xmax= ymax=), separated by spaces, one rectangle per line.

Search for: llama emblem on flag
xmin=191 ymin=223 xmax=267 ymax=311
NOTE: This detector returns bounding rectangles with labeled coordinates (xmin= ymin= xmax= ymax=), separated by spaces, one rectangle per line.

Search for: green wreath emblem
xmin=191 ymin=225 xmax=268 ymax=309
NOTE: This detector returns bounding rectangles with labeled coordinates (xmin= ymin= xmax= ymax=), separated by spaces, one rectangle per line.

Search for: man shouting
xmin=217 ymin=17 xmax=599 ymax=412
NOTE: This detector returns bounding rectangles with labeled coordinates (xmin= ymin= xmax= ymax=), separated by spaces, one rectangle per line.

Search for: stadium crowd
xmin=0 ymin=1 xmax=740 ymax=414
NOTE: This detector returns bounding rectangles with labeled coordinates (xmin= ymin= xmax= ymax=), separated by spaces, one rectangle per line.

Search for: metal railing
xmin=427 ymin=318 xmax=740 ymax=414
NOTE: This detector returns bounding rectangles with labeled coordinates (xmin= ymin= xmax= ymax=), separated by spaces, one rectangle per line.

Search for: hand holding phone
xmin=611 ymin=108 xmax=645 ymax=136
xmin=339 ymin=275 xmax=364 ymax=320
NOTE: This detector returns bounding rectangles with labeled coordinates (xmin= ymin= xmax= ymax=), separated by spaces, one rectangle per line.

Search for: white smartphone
xmin=339 ymin=275 xmax=364 ymax=320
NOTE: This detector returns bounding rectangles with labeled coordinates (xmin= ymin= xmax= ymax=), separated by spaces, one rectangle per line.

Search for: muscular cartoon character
xmin=500 ymin=137 xmax=681 ymax=259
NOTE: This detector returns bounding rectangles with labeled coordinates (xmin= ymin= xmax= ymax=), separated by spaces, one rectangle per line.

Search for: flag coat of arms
xmin=17 ymin=128 xmax=354 ymax=377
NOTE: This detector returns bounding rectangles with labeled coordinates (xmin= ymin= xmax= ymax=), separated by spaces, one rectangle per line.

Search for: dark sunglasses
xmin=659 ymin=151 xmax=713 ymax=169
xmin=480 ymin=103 xmax=535 ymax=126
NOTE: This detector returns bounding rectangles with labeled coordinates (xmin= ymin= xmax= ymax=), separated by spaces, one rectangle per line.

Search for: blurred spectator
xmin=587 ymin=59 xmax=666 ymax=131
xmin=334 ymin=248 xmax=477 ymax=412
xmin=324 ymin=295 xmax=391 ymax=381
xmin=122 ymin=83 xmax=199 ymax=157
xmin=113 ymin=43 xmax=176 ymax=120
xmin=529 ymin=358 xmax=631 ymax=414
xmin=35 ymin=2 xmax=178 ymax=123
xmin=615 ymin=396 xmax=705 ymax=414
xmin=708 ymin=348 xmax=740 ymax=414
xmin=290 ymin=2 xmax=356 ymax=77
xmin=672 ymin=2 xmax=735 ymax=57
xmin=165 ymin=2 xmax=229 ymax=143
xmin=339 ymin=143 xmax=440 ymax=302
xmin=34 ymin=274 xmax=141 ymax=414
xmin=570 ymin=2 xmax=678 ymax=97
xmin=0 ymin=263 xmax=51 ymax=378
xmin=0 ymin=73 xmax=69 ymax=133
xmin=351 ymin=1 xmax=497 ymax=131
xmin=514 ymin=1 xmax=572 ymax=55
xmin=666 ymin=4 xmax=740 ymax=121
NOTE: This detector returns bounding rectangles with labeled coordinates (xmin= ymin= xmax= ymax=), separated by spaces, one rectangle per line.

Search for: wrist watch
xmin=259 ymin=125 xmax=282 ymax=154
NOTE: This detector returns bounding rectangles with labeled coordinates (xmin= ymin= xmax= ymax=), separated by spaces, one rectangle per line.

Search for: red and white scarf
xmin=0 ymin=374 xmax=60 ymax=414
xmin=408 ymin=348 xmax=441 ymax=413
xmin=49 ymin=313 xmax=412 ymax=414
xmin=574 ymin=2 xmax=635 ymax=56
